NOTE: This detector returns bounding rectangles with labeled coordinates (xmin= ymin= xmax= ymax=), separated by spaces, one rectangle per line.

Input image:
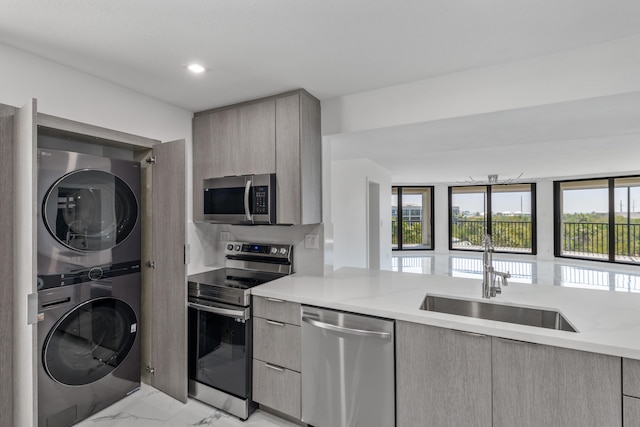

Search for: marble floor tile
xmin=75 ymin=383 xmax=298 ymax=427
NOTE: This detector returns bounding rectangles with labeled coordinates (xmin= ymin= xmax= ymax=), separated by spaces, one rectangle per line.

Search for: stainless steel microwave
xmin=203 ymin=174 xmax=276 ymax=224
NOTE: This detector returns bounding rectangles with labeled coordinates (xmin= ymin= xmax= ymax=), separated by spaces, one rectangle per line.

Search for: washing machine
xmin=37 ymin=148 xmax=141 ymax=287
xmin=37 ymin=274 xmax=141 ymax=427
xmin=37 ymin=148 xmax=142 ymax=426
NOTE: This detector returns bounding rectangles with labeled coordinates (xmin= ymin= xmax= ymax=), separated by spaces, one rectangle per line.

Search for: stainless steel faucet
xmin=482 ymin=234 xmax=511 ymax=298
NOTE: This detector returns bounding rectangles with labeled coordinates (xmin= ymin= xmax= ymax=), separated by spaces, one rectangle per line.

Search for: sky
xmin=395 ymin=187 xmax=640 ymax=215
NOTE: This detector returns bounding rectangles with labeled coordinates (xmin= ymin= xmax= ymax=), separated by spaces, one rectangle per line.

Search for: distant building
xmin=392 ymin=204 xmax=423 ymax=222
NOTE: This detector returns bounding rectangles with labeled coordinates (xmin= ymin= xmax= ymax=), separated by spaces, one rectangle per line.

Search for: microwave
xmin=203 ymin=174 xmax=276 ymax=224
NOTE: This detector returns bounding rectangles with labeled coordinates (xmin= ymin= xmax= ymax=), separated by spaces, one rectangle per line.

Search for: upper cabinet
xmin=211 ymin=100 xmax=276 ymax=177
xmin=193 ymin=89 xmax=322 ymax=225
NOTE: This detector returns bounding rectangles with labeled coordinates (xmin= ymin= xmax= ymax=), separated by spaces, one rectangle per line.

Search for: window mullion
xmin=608 ymin=179 xmax=616 ymax=262
xmin=397 ymin=188 xmax=403 ymax=250
xmin=486 ymin=185 xmax=492 ymax=236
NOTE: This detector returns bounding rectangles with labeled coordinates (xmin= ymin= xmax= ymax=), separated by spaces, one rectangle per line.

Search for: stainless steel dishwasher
xmin=301 ymin=306 xmax=395 ymax=427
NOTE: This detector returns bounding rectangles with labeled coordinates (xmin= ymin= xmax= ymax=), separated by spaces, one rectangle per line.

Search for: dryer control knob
xmin=88 ymin=267 xmax=103 ymax=281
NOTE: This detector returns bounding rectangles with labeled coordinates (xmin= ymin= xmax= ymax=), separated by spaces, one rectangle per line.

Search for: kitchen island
xmin=252 ymin=267 xmax=640 ymax=358
xmin=252 ymin=267 xmax=640 ymax=426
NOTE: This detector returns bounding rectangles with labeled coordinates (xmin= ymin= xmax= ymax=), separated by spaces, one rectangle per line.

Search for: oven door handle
xmin=188 ymin=302 xmax=249 ymax=320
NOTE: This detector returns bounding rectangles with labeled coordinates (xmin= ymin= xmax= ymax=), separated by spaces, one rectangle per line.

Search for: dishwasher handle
xmin=302 ymin=315 xmax=391 ymax=339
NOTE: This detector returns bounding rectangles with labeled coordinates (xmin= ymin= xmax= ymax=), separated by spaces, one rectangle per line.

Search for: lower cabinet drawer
xmin=253 ymin=317 xmax=301 ymax=371
xmin=252 ymin=359 xmax=301 ymax=419
xmin=625 ymin=396 xmax=640 ymax=427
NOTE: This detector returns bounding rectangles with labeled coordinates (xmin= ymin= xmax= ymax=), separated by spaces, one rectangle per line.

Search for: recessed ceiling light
xmin=187 ymin=63 xmax=206 ymax=73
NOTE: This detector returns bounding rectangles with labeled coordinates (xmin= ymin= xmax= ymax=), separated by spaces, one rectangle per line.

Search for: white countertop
xmin=251 ymin=267 xmax=640 ymax=359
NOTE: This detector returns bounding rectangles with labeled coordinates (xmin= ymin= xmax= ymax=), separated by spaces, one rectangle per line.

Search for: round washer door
xmin=43 ymin=297 xmax=138 ymax=386
xmin=42 ymin=169 xmax=138 ymax=252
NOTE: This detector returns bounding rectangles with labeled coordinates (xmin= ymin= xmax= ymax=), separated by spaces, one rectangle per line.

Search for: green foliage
xmin=392 ymin=220 xmax=423 ymax=245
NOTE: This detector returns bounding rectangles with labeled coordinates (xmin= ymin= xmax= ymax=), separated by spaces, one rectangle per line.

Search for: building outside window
xmin=449 ymin=183 xmax=536 ymax=254
xmin=392 ymin=186 xmax=434 ymax=250
xmin=555 ymin=176 xmax=640 ymax=264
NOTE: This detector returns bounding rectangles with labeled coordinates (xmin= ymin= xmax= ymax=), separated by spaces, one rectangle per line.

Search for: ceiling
xmin=329 ymin=92 xmax=640 ymax=183
xmin=2 ymin=0 xmax=640 ymax=183
xmin=1 ymin=0 xmax=640 ymax=112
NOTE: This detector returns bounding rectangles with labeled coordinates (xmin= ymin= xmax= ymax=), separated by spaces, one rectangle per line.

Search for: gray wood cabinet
xmin=0 ymin=102 xmax=16 ymax=427
xmin=192 ymin=89 xmax=321 ymax=224
xmin=253 ymin=318 xmax=301 ymax=371
xmin=147 ymin=140 xmax=188 ymax=403
xmin=253 ymin=295 xmax=301 ymax=325
xmin=492 ymin=337 xmax=621 ymax=427
xmin=252 ymin=359 xmax=301 ymax=419
xmin=275 ymin=92 xmax=322 ymax=225
xmin=192 ymin=114 xmax=213 ymax=223
xmin=252 ymin=296 xmax=302 ymax=419
xmin=624 ymin=358 xmax=640 ymax=398
xmin=210 ymin=100 xmax=276 ymax=177
xmin=624 ymin=396 xmax=640 ymax=427
xmin=396 ymin=322 xmax=492 ymax=427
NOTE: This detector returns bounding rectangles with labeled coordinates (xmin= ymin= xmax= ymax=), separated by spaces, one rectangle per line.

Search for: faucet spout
xmin=482 ymin=234 xmax=510 ymax=299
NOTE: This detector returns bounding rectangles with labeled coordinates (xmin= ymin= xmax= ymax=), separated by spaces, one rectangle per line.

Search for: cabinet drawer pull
xmin=266 ymin=320 xmax=285 ymax=327
xmin=265 ymin=363 xmax=285 ymax=372
xmin=265 ymin=297 xmax=284 ymax=303
xmin=453 ymin=329 xmax=487 ymax=338
xmin=496 ymin=336 xmax=538 ymax=346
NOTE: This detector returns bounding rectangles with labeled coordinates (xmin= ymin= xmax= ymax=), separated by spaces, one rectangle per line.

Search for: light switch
xmin=220 ymin=231 xmax=230 ymax=242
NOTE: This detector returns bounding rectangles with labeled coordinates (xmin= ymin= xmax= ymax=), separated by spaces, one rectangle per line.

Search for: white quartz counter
xmin=251 ymin=267 xmax=640 ymax=359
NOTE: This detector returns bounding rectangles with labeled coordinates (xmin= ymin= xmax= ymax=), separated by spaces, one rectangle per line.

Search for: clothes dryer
xmin=37 ymin=274 xmax=141 ymax=427
xmin=37 ymin=148 xmax=141 ymax=287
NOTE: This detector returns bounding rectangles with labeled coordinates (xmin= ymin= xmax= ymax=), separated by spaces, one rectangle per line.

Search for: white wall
xmin=322 ymin=34 xmax=640 ymax=136
xmin=331 ymin=158 xmax=392 ymax=270
xmin=0 ymin=43 xmax=192 ymax=143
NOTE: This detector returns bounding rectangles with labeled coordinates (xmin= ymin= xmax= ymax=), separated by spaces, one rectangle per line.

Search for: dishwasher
xmin=301 ymin=306 xmax=395 ymax=427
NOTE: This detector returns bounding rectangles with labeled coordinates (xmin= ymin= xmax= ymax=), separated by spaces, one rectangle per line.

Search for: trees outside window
xmin=555 ymin=177 xmax=640 ymax=264
xmin=392 ymin=186 xmax=434 ymax=250
xmin=449 ymin=184 xmax=536 ymax=254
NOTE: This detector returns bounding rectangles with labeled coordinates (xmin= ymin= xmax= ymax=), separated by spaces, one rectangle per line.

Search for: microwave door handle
xmin=244 ymin=179 xmax=253 ymax=222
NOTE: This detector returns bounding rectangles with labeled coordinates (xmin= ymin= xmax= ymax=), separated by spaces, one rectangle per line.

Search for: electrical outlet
xmin=220 ymin=231 xmax=230 ymax=242
xmin=305 ymin=234 xmax=319 ymax=249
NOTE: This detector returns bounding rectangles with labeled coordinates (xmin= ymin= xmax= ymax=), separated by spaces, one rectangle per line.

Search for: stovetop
xmin=189 ymin=268 xmax=285 ymax=290
xmin=187 ymin=241 xmax=293 ymax=307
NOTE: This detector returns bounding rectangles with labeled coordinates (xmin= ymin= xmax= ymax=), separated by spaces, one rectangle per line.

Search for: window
xmin=392 ymin=186 xmax=434 ymax=250
xmin=555 ymin=176 xmax=640 ymax=264
xmin=449 ymin=183 xmax=536 ymax=254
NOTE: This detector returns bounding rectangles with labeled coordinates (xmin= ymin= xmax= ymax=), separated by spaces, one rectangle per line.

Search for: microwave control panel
xmin=252 ymin=186 xmax=269 ymax=214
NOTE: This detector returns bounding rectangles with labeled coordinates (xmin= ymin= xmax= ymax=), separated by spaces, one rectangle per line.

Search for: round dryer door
xmin=42 ymin=169 xmax=138 ymax=252
xmin=43 ymin=297 xmax=138 ymax=386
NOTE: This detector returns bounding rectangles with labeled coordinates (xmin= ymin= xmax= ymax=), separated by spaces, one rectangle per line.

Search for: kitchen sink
xmin=420 ymin=295 xmax=577 ymax=332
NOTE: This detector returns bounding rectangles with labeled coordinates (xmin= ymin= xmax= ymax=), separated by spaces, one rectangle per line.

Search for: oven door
xmin=188 ymin=300 xmax=252 ymax=399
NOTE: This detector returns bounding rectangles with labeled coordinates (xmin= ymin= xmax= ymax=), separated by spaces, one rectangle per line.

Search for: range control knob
xmin=270 ymin=247 xmax=278 ymax=255
xmin=226 ymin=244 xmax=234 ymax=251
xmin=234 ymin=244 xmax=241 ymax=251
xmin=279 ymin=248 xmax=288 ymax=255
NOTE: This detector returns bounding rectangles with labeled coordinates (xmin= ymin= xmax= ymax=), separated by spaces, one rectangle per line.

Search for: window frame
xmin=392 ymin=185 xmax=435 ymax=251
xmin=554 ymin=175 xmax=640 ymax=265
xmin=448 ymin=183 xmax=537 ymax=255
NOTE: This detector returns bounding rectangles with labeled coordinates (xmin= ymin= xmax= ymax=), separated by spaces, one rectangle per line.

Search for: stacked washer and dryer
xmin=37 ymin=148 xmax=142 ymax=427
